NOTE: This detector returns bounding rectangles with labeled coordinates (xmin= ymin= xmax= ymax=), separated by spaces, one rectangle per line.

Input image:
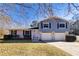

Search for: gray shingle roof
xmin=40 ymin=16 xmax=69 ymax=23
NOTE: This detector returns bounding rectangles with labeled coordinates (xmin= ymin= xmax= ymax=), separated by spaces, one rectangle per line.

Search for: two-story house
xmin=31 ymin=16 xmax=70 ymax=42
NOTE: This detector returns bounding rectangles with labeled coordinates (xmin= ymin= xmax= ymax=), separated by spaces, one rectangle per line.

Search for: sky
xmin=0 ymin=3 xmax=78 ymax=28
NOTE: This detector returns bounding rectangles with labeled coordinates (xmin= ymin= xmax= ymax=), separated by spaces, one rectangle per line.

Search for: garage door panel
xmin=54 ymin=33 xmax=65 ymax=40
xmin=41 ymin=33 xmax=53 ymax=40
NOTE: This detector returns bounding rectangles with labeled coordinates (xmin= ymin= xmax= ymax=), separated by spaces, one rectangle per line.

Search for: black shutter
xmin=66 ymin=23 xmax=67 ymax=28
xmin=57 ymin=23 xmax=59 ymax=29
xmin=41 ymin=22 xmax=43 ymax=29
xmin=49 ymin=23 xmax=51 ymax=28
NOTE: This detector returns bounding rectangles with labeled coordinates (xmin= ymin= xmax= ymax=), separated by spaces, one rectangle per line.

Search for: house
xmin=0 ymin=29 xmax=10 ymax=39
xmin=31 ymin=16 xmax=70 ymax=42
xmin=4 ymin=29 xmax=31 ymax=39
xmin=3 ymin=16 xmax=69 ymax=42
xmin=70 ymin=20 xmax=79 ymax=35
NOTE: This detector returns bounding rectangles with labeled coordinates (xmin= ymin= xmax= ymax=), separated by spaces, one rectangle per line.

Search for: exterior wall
xmin=39 ymin=20 xmax=70 ymax=33
xmin=31 ymin=29 xmax=41 ymax=41
xmin=4 ymin=30 xmax=10 ymax=35
xmin=9 ymin=30 xmax=12 ymax=35
xmin=17 ymin=30 xmax=24 ymax=38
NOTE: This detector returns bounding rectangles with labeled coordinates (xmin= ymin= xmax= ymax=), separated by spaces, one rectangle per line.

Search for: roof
xmin=40 ymin=16 xmax=69 ymax=23
xmin=8 ymin=28 xmax=29 ymax=31
xmin=29 ymin=27 xmax=39 ymax=29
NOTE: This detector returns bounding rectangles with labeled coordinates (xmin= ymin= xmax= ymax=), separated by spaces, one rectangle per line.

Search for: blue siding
xmin=39 ymin=20 xmax=70 ymax=33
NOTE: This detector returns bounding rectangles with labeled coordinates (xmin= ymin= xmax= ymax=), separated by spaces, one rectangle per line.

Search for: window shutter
xmin=41 ymin=22 xmax=43 ymax=29
xmin=49 ymin=23 xmax=51 ymax=28
xmin=66 ymin=23 xmax=67 ymax=28
xmin=57 ymin=23 xmax=59 ymax=29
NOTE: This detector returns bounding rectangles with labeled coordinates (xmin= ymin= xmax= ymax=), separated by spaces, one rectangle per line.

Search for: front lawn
xmin=0 ymin=39 xmax=32 ymax=43
xmin=0 ymin=43 xmax=71 ymax=56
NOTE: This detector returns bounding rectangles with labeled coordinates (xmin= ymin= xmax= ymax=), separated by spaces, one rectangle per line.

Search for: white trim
xmin=58 ymin=22 xmax=66 ymax=29
xmin=43 ymin=22 xmax=49 ymax=29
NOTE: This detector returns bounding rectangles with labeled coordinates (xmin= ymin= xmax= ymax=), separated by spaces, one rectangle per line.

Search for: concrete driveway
xmin=48 ymin=42 xmax=79 ymax=56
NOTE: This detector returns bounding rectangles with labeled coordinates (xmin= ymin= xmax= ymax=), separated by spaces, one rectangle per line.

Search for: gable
xmin=40 ymin=16 xmax=69 ymax=23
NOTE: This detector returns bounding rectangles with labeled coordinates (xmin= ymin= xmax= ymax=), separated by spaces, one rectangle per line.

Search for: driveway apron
xmin=48 ymin=42 xmax=79 ymax=56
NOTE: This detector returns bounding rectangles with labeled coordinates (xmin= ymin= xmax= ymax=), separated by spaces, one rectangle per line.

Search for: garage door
xmin=54 ymin=33 xmax=65 ymax=40
xmin=41 ymin=33 xmax=53 ymax=40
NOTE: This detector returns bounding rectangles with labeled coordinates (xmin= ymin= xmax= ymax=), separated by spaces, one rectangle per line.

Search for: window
xmin=41 ymin=22 xmax=51 ymax=29
xmin=11 ymin=30 xmax=17 ymax=35
xmin=43 ymin=24 xmax=48 ymax=28
xmin=57 ymin=23 xmax=66 ymax=29
xmin=59 ymin=24 xmax=65 ymax=28
xmin=23 ymin=31 xmax=29 ymax=35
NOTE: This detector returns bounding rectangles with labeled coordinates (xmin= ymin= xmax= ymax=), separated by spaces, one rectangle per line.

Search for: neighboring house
xmin=71 ymin=20 xmax=79 ymax=35
xmin=5 ymin=29 xmax=31 ymax=39
xmin=0 ymin=29 xmax=9 ymax=39
xmin=31 ymin=16 xmax=70 ymax=42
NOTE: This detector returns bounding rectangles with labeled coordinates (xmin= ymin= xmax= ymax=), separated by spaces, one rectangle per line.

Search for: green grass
xmin=0 ymin=43 xmax=71 ymax=56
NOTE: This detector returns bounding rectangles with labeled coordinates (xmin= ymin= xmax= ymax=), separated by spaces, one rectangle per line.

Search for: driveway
xmin=48 ymin=42 xmax=79 ymax=56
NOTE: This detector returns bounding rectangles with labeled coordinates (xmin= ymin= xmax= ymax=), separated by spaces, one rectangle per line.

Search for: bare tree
xmin=66 ymin=3 xmax=79 ymax=16
xmin=1 ymin=3 xmax=79 ymax=28
xmin=16 ymin=3 xmax=54 ymax=18
xmin=0 ymin=3 xmax=54 ymax=28
xmin=30 ymin=20 xmax=39 ymax=28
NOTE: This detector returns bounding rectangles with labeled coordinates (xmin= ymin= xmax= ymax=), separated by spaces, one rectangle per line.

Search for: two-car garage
xmin=41 ymin=33 xmax=65 ymax=41
xmin=31 ymin=29 xmax=66 ymax=42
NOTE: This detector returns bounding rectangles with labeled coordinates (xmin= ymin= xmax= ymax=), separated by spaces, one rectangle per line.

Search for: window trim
xmin=57 ymin=22 xmax=66 ymax=29
xmin=43 ymin=23 xmax=49 ymax=28
xmin=43 ymin=23 xmax=50 ymax=29
xmin=59 ymin=23 xmax=65 ymax=28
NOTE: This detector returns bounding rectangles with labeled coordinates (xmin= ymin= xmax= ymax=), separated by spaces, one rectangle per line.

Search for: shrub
xmin=65 ymin=35 xmax=76 ymax=42
xmin=23 ymin=35 xmax=31 ymax=40
xmin=4 ymin=35 xmax=12 ymax=39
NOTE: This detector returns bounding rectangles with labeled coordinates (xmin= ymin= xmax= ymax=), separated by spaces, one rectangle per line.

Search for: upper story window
xmin=57 ymin=22 xmax=67 ymax=29
xmin=43 ymin=24 xmax=49 ymax=28
xmin=59 ymin=24 xmax=65 ymax=28
xmin=42 ymin=22 xmax=51 ymax=29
